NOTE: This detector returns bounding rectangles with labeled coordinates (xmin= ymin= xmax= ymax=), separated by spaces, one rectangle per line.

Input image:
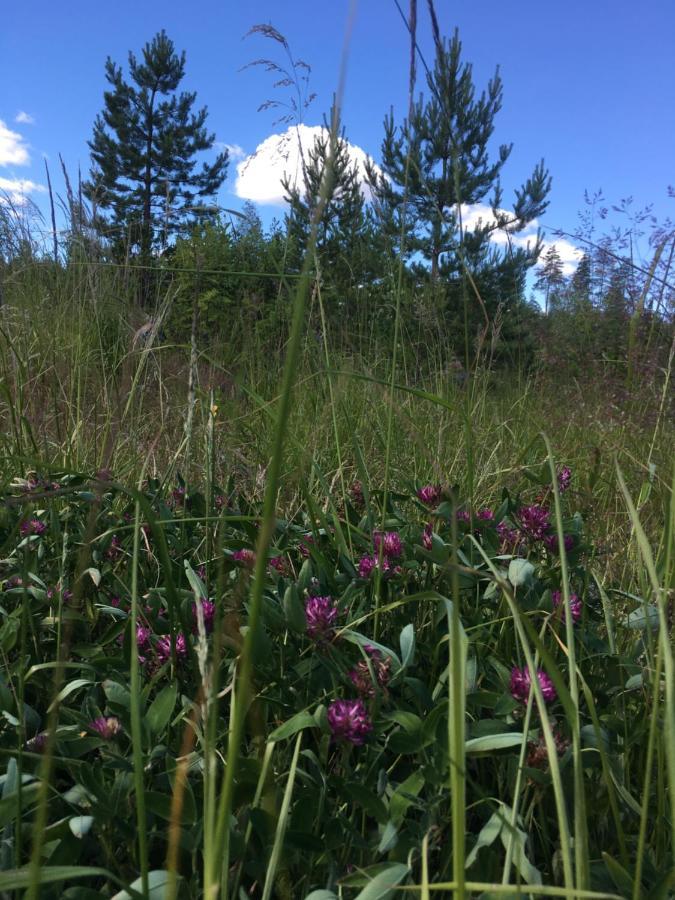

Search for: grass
xmin=0 ymin=213 xmax=673 ymax=900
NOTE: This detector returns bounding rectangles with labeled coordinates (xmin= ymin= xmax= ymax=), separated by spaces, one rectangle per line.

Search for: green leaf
xmin=111 ymin=870 xmax=181 ymax=899
xmin=389 ymin=771 xmax=424 ymax=826
xmin=283 ymin=584 xmax=307 ymax=633
xmin=0 ymin=867 xmax=115 ymax=892
xmin=465 ymin=810 xmax=503 ymax=868
xmin=352 ymin=863 xmax=409 ymax=899
xmin=304 ymin=893 xmax=339 ymax=900
xmin=0 ymin=783 xmax=41 ymax=826
xmin=144 ymin=790 xmax=194 ymax=825
xmin=508 ymin=559 xmax=534 ymax=587
xmin=103 ymin=680 xmax=131 ymax=711
xmin=48 ymin=679 xmax=94 ymax=713
xmin=69 ymin=816 xmax=95 ymax=838
xmin=269 ymin=710 xmax=316 ymax=742
xmin=146 ymin=683 xmax=177 ymax=737
xmin=465 ymin=733 xmax=524 ymax=754
xmin=184 ymin=561 xmax=207 ymax=599
xmin=399 ymin=623 xmax=415 ymax=669
xmin=602 ymin=852 xmax=634 ymax=896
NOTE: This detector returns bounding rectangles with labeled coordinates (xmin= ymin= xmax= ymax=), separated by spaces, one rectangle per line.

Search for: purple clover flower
xmin=477 ymin=507 xmax=494 ymax=521
xmin=373 ymin=531 xmax=402 ymax=558
xmin=193 ymin=599 xmax=216 ymax=633
xmin=232 ymin=549 xmax=256 ymax=568
xmin=327 ymin=698 xmax=373 ymax=745
xmin=349 ymin=646 xmax=392 ymax=697
xmin=350 ymin=480 xmax=365 ymax=509
xmin=157 ymin=633 xmax=187 ymax=663
xmin=518 ymin=505 xmax=551 ymax=541
xmin=544 ymin=533 xmax=574 ymax=555
xmin=456 ymin=510 xmax=471 ymax=525
xmin=305 ymin=595 xmax=338 ymax=642
xmin=557 ymin=466 xmax=572 ymax=493
xmin=105 ymin=535 xmax=122 ymax=561
xmin=510 ymin=666 xmax=557 ymax=703
xmin=269 ymin=555 xmax=288 ymax=575
xmin=357 ymin=554 xmax=401 ymax=579
xmin=422 ymin=522 xmax=434 ymax=551
xmin=417 ymin=484 xmax=441 ymax=507
xmin=552 ymin=589 xmax=582 ymax=624
xmin=89 ymin=716 xmax=122 ymax=740
xmin=20 ymin=519 xmax=46 ymax=537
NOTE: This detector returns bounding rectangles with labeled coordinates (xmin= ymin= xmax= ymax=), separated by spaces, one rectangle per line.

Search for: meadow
xmin=0 ymin=245 xmax=673 ymax=900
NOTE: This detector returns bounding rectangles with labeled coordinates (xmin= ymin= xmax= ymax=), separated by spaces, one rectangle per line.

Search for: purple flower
xmin=232 ymin=548 xmax=256 ymax=568
xmin=510 ymin=667 xmax=557 ymax=704
xmin=25 ymin=732 xmax=48 ymax=753
xmin=557 ymin=466 xmax=572 ymax=493
xmin=357 ymin=554 xmax=401 ymax=579
xmin=105 ymin=535 xmax=122 ymax=561
xmin=518 ymin=505 xmax=551 ymax=541
xmin=327 ymin=699 xmax=373 ymax=745
xmin=544 ymin=533 xmax=574 ymax=555
xmin=417 ymin=484 xmax=441 ymax=507
xmin=172 ymin=485 xmax=187 ymax=506
xmin=552 ymin=590 xmax=582 ymax=623
xmin=456 ymin=510 xmax=471 ymax=525
xmin=350 ymin=480 xmax=365 ymax=509
xmin=193 ymin=599 xmax=216 ymax=633
xmin=349 ymin=647 xmax=392 ymax=697
xmin=89 ymin=716 xmax=122 ymax=740
xmin=305 ymin=595 xmax=338 ymax=642
xmin=47 ymin=584 xmax=73 ymax=603
xmin=269 ymin=555 xmax=289 ymax=575
xmin=20 ymin=519 xmax=46 ymax=537
xmin=373 ymin=531 xmax=402 ymax=558
xmin=422 ymin=522 xmax=434 ymax=551
xmin=477 ymin=508 xmax=494 ymax=521
xmin=298 ymin=536 xmax=314 ymax=558
xmin=157 ymin=632 xmax=187 ymax=662
xmin=136 ymin=625 xmax=151 ymax=649
xmin=497 ymin=521 xmax=521 ymax=553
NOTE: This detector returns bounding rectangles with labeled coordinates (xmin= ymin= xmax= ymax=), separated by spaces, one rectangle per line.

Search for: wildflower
xmin=172 ymin=485 xmax=187 ymax=506
xmin=373 ymin=531 xmax=402 ymax=558
xmin=527 ymin=728 xmax=570 ymax=770
xmin=557 ymin=466 xmax=572 ymax=493
xmin=298 ymin=535 xmax=315 ymax=558
xmin=456 ymin=510 xmax=471 ymax=525
xmin=192 ymin=599 xmax=216 ymax=634
xmin=214 ymin=494 xmax=225 ymax=510
xmin=417 ymin=484 xmax=441 ymax=507
xmin=269 ymin=555 xmax=289 ymax=575
xmin=518 ymin=504 xmax=551 ymax=541
xmin=510 ymin=666 xmax=557 ymax=704
xmin=552 ymin=589 xmax=582 ymax=624
xmin=105 ymin=535 xmax=122 ymax=561
xmin=232 ymin=548 xmax=256 ymax=568
xmin=157 ymin=633 xmax=187 ymax=662
xmin=25 ymin=733 xmax=48 ymax=753
xmin=20 ymin=519 xmax=46 ymax=537
xmin=89 ymin=716 xmax=122 ymax=740
xmin=477 ymin=507 xmax=494 ymax=521
xmin=305 ymin=595 xmax=338 ymax=642
xmin=422 ymin=522 xmax=434 ymax=551
xmin=46 ymin=584 xmax=73 ymax=603
xmin=544 ymin=532 xmax=574 ymax=555
xmin=357 ymin=554 xmax=401 ymax=579
xmin=349 ymin=646 xmax=392 ymax=697
xmin=327 ymin=699 xmax=373 ymax=745
xmin=350 ymin=480 xmax=365 ymax=509
xmin=497 ymin=521 xmax=521 ymax=554
xmin=197 ymin=565 xmax=207 ymax=581
xmin=110 ymin=596 xmax=123 ymax=608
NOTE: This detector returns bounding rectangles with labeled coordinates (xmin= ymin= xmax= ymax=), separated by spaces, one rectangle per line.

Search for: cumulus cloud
xmin=0 ymin=119 xmax=30 ymax=166
xmin=0 ymin=176 xmax=46 ymax=205
xmin=234 ymin=124 xmax=377 ymax=206
xmin=460 ymin=202 xmax=582 ymax=274
xmin=217 ymin=142 xmax=246 ymax=161
xmin=15 ymin=111 xmax=35 ymax=125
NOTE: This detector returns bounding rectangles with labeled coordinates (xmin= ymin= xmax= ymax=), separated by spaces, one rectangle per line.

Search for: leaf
xmin=602 ymin=852 xmax=634 ymax=896
xmin=144 ymin=791 xmax=195 ymax=825
xmin=0 ymin=783 xmax=41 ymax=826
xmin=283 ymin=584 xmax=307 ymax=633
xmin=103 ymin=680 xmax=131 ymax=711
xmin=377 ymin=820 xmax=398 ymax=854
xmin=146 ymin=683 xmax=177 ymax=737
xmin=465 ymin=733 xmax=524 ymax=754
xmin=508 ymin=559 xmax=534 ymax=587
xmin=48 ymin=679 xmax=94 ymax=713
xmin=389 ymin=770 xmax=424 ymax=826
xmin=399 ymin=623 xmax=415 ymax=669
xmin=184 ymin=561 xmax=206 ymax=600
xmin=352 ymin=863 xmax=409 ymax=900
xmin=304 ymin=893 xmax=339 ymax=900
xmin=627 ymin=604 xmax=659 ymax=631
xmin=0 ymin=867 xmax=114 ymax=892
xmin=81 ymin=567 xmax=102 ymax=587
xmin=465 ymin=809 xmax=503 ymax=868
xmin=69 ymin=816 xmax=94 ymax=838
xmin=268 ymin=710 xmax=316 ymax=742
xmin=111 ymin=870 xmax=181 ymax=899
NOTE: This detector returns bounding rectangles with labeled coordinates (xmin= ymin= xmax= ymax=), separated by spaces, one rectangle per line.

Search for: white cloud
xmin=459 ymin=202 xmax=582 ymax=274
xmin=15 ymin=111 xmax=35 ymax=125
xmin=234 ymin=124 xmax=377 ymax=206
xmin=0 ymin=176 xmax=46 ymax=205
xmin=0 ymin=119 xmax=30 ymax=166
xmin=217 ymin=142 xmax=245 ymax=162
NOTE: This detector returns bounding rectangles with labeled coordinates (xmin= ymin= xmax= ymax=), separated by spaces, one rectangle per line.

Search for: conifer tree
xmin=534 ymin=245 xmax=566 ymax=314
xmin=367 ymin=29 xmax=551 ymax=305
xmin=85 ymin=31 xmax=228 ymax=282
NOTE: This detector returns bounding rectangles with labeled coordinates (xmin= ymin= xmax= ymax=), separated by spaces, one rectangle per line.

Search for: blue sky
xmin=1 ymin=0 xmax=673 ymax=271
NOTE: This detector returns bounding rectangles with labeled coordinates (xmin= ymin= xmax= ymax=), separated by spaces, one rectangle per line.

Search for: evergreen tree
xmin=85 ymin=31 xmax=228 ymax=281
xmin=567 ymin=253 xmax=592 ymax=312
xmin=367 ymin=30 xmax=551 ymax=308
xmin=534 ymin=245 xmax=566 ymax=314
xmin=283 ymin=109 xmax=372 ymax=296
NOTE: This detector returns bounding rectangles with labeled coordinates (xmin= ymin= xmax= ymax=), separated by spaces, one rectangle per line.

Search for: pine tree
xmin=367 ymin=29 xmax=551 ymax=305
xmin=85 ymin=31 xmax=228 ymax=285
xmin=534 ymin=245 xmax=566 ymax=314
